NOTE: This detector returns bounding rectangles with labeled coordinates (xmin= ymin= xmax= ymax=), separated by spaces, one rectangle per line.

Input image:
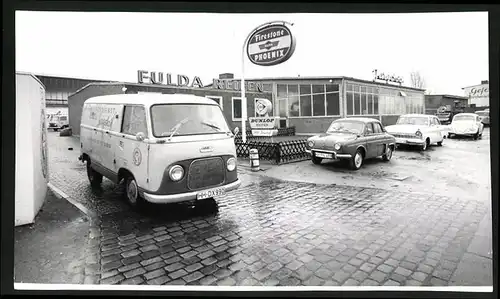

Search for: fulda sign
xmin=247 ymin=24 xmax=296 ymax=66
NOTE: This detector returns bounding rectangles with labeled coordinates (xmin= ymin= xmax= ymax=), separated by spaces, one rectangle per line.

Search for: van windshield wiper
xmin=167 ymin=118 xmax=189 ymax=139
xmin=201 ymin=121 xmax=221 ymax=132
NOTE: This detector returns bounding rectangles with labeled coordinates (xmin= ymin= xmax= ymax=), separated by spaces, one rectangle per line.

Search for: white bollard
xmin=249 ymin=148 xmax=260 ymax=172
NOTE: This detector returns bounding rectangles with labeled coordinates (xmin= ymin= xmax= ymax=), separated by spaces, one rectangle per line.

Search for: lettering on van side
xmin=88 ymin=136 xmax=112 ymax=148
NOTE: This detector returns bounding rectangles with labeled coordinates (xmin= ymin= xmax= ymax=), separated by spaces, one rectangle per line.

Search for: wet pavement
xmin=42 ymin=130 xmax=492 ymax=286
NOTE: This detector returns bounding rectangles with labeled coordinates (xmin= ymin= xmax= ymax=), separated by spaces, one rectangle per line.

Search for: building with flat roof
xmin=32 ymin=73 xmax=115 ymax=115
xmin=462 ymin=80 xmax=489 ymax=109
xmin=207 ymin=73 xmax=426 ymax=134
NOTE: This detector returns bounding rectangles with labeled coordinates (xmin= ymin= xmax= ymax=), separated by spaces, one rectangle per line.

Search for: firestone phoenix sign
xmin=247 ymin=24 xmax=296 ymax=66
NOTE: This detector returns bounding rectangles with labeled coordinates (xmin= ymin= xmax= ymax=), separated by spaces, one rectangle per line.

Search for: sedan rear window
xmin=453 ymin=115 xmax=475 ymax=121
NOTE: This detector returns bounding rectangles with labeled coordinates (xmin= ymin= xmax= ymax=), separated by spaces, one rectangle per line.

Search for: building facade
xmin=209 ymin=74 xmax=426 ymax=134
xmin=67 ymin=82 xmax=272 ymax=136
xmin=462 ymin=80 xmax=489 ymax=109
xmin=35 ymin=74 xmax=113 ymax=116
xmin=424 ymin=94 xmax=468 ymax=115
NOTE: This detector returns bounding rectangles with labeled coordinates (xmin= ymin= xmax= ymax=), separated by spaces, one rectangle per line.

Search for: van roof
xmin=83 ymin=93 xmax=219 ymax=106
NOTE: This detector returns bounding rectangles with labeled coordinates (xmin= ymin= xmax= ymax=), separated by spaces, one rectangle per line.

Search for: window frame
xmin=373 ymin=122 xmax=383 ymax=134
xmin=231 ymin=97 xmax=243 ymax=121
xmin=345 ymin=83 xmax=380 ymax=117
xmin=364 ymin=122 xmax=375 ymax=135
xmin=286 ymin=83 xmax=341 ymax=118
xmin=121 ymin=104 xmax=149 ymax=137
xmin=206 ymin=95 xmax=223 ymax=110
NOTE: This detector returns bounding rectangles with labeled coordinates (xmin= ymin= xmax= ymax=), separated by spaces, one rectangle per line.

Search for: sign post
xmin=241 ymin=20 xmax=296 ymax=143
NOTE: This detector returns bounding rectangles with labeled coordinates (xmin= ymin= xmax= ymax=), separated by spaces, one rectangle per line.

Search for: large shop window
xmin=377 ymin=89 xmax=425 ymax=115
xmin=232 ymin=97 xmax=242 ymax=120
xmin=346 ymin=83 xmax=379 ymax=116
xmin=278 ymin=83 xmax=340 ymax=117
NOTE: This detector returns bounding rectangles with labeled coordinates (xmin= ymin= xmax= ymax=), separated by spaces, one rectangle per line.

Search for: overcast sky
xmin=16 ymin=11 xmax=488 ymax=95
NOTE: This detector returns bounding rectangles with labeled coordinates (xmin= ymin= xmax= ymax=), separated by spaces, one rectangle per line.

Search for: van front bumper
xmin=142 ymin=179 xmax=242 ymax=204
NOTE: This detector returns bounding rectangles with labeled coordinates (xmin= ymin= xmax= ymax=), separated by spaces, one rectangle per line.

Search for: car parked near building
xmin=305 ymin=118 xmax=396 ymax=170
xmin=384 ymin=114 xmax=445 ymax=151
xmin=475 ymin=109 xmax=490 ymax=126
xmin=48 ymin=114 xmax=69 ymax=131
xmin=448 ymin=113 xmax=484 ymax=139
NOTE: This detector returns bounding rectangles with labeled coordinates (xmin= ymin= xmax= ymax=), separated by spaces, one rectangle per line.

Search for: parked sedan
xmin=305 ymin=118 xmax=396 ymax=170
xmin=475 ymin=109 xmax=490 ymax=126
xmin=448 ymin=113 xmax=484 ymax=139
xmin=384 ymin=114 xmax=445 ymax=151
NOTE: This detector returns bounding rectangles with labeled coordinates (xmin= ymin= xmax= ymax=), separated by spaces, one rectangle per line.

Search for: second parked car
xmin=448 ymin=113 xmax=484 ymax=139
xmin=385 ymin=114 xmax=445 ymax=151
xmin=305 ymin=118 xmax=396 ymax=170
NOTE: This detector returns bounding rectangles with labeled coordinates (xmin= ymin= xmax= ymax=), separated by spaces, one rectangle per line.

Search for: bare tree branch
xmin=410 ymin=71 xmax=426 ymax=89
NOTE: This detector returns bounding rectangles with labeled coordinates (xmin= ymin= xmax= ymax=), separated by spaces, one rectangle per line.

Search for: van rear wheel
xmin=87 ymin=162 xmax=102 ymax=187
xmin=124 ymin=175 xmax=144 ymax=208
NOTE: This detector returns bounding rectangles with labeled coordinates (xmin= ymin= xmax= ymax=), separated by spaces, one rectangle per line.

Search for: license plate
xmin=315 ymin=152 xmax=333 ymax=159
xmin=196 ymin=188 xmax=225 ymax=200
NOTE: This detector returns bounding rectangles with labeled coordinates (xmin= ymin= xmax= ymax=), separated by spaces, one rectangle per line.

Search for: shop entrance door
xmin=277 ymin=98 xmax=288 ymax=128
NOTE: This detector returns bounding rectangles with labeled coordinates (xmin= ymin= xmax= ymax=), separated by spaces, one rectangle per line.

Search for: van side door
xmin=116 ymin=105 xmax=150 ymax=190
xmin=101 ymin=104 xmax=124 ymax=176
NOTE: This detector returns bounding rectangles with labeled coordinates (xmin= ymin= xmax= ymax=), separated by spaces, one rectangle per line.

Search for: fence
xmin=235 ymin=139 xmax=310 ymax=165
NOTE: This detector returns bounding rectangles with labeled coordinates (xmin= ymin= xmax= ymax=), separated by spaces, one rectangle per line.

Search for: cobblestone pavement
xmin=47 ymin=132 xmax=491 ymax=287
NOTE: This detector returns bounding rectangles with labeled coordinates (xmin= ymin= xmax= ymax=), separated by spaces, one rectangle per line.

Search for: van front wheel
xmin=124 ymin=176 xmax=143 ymax=208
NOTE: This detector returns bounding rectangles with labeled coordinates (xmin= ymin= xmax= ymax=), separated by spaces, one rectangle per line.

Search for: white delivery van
xmin=78 ymin=93 xmax=241 ymax=208
xmin=48 ymin=113 xmax=69 ymax=131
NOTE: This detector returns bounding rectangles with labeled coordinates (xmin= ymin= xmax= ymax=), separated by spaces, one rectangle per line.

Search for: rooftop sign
xmin=372 ymin=69 xmax=404 ymax=85
xmin=247 ymin=24 xmax=296 ymax=66
xmin=137 ymin=70 xmax=204 ymax=88
xmin=211 ymin=79 xmax=265 ymax=92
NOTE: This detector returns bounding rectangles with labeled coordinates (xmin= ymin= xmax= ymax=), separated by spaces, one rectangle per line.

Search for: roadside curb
xmin=47 ymin=182 xmax=97 ymax=219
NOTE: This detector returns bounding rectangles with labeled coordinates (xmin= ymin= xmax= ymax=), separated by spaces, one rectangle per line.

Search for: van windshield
xmin=151 ymin=104 xmax=231 ymax=137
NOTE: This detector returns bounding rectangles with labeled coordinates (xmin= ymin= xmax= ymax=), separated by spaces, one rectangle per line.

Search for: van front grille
xmin=187 ymin=157 xmax=225 ymax=190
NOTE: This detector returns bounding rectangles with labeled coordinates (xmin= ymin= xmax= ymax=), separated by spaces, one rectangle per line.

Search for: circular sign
xmin=132 ymin=147 xmax=142 ymax=166
xmin=247 ymin=24 xmax=296 ymax=66
xmin=255 ymin=98 xmax=273 ymax=116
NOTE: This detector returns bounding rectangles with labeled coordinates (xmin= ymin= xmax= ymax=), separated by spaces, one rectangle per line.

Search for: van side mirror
xmin=136 ymin=132 xmax=146 ymax=141
xmin=233 ymin=127 xmax=240 ymax=135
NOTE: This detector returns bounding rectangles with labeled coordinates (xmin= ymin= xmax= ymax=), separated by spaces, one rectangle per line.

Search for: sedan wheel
xmin=421 ymin=139 xmax=429 ymax=151
xmin=349 ymin=149 xmax=364 ymax=170
xmin=382 ymin=145 xmax=393 ymax=161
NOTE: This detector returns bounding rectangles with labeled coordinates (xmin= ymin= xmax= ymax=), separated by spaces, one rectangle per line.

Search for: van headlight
xmin=169 ymin=165 xmax=184 ymax=181
xmin=227 ymin=157 xmax=236 ymax=171
xmin=334 ymin=143 xmax=341 ymax=150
